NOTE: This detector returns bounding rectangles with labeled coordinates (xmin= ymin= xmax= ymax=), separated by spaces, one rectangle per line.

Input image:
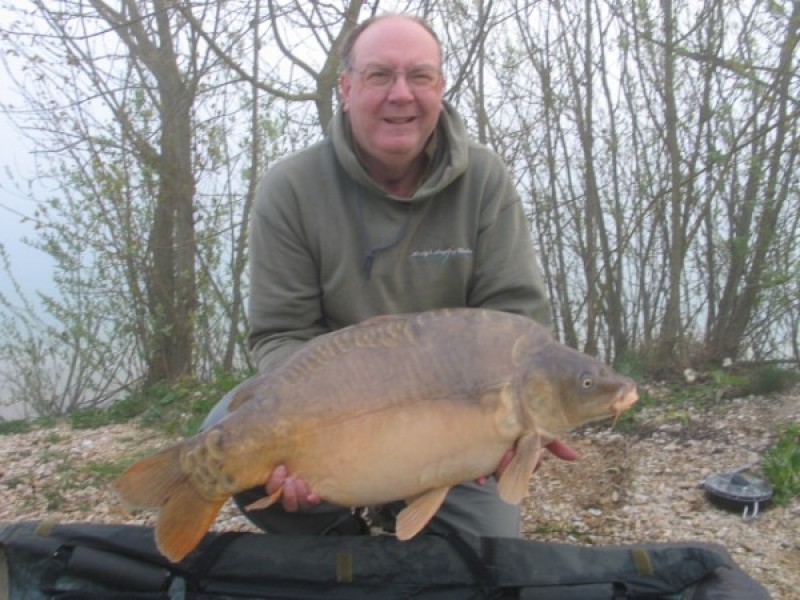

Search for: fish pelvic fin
xmin=496 ymin=432 xmax=542 ymax=504
xmin=114 ymin=444 xmax=225 ymax=563
xmin=156 ymin=485 xmax=226 ymax=563
xmin=244 ymin=487 xmax=283 ymax=511
xmin=396 ymin=486 xmax=450 ymax=541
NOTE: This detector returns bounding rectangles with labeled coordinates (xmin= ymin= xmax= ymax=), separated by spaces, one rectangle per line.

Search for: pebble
xmin=520 ymin=389 xmax=800 ymax=600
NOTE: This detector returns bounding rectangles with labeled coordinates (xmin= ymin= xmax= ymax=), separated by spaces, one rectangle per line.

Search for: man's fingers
xmin=292 ymin=478 xmax=322 ymax=508
xmin=264 ymin=464 xmax=322 ymax=512
xmin=281 ymin=477 xmax=300 ymax=512
xmin=266 ymin=464 xmax=288 ymax=496
xmin=495 ymin=449 xmax=515 ymax=478
xmin=544 ymin=439 xmax=579 ymax=461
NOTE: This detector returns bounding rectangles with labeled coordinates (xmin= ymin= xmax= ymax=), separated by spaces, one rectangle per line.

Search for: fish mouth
xmin=610 ymin=385 xmax=639 ymax=427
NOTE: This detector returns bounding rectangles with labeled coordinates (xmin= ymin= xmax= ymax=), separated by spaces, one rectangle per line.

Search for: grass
xmin=0 ymin=419 xmax=32 ymax=435
xmin=762 ymin=422 xmax=800 ymax=506
xmin=527 ymin=522 xmax=590 ymax=540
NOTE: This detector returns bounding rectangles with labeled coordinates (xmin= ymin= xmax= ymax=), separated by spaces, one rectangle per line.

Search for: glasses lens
xmin=358 ymin=67 xmax=440 ymax=89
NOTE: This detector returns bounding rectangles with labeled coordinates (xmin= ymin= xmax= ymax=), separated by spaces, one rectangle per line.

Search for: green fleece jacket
xmin=248 ymin=101 xmax=550 ymax=371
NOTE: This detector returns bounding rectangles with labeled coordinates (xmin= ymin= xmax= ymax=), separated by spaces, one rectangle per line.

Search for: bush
xmin=137 ymin=371 xmax=248 ymax=436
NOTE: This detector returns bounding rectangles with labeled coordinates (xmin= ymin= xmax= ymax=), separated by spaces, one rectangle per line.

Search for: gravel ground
xmin=1 ymin=389 xmax=797 ymax=598
xmin=522 ymin=390 xmax=799 ymax=600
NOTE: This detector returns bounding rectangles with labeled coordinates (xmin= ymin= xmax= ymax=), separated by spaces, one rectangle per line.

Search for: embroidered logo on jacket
xmin=410 ymin=248 xmax=473 ymax=264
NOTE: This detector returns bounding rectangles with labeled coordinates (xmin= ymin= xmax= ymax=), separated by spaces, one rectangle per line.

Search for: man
xmin=204 ymin=13 xmax=576 ymax=537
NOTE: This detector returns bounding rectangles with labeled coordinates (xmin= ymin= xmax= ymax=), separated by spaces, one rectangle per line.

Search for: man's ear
xmin=339 ymin=73 xmax=351 ymax=111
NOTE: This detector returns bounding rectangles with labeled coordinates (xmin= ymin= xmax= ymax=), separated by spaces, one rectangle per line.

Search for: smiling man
xmin=339 ymin=16 xmax=445 ymax=196
xmin=202 ymin=13 xmax=573 ymax=538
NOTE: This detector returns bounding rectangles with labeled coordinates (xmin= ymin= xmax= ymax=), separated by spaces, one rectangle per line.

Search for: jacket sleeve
xmin=247 ymin=168 xmax=328 ymax=372
xmin=467 ymin=153 xmax=552 ymax=328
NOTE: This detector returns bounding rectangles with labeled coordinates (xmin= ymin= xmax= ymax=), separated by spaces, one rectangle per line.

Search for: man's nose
xmin=386 ymin=73 xmax=415 ymax=100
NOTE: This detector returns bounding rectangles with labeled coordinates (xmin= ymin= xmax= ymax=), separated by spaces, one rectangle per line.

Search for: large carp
xmin=115 ymin=308 xmax=638 ymax=562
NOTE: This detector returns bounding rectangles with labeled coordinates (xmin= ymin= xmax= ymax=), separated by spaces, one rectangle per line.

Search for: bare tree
xmin=706 ymin=0 xmax=800 ymax=361
xmin=174 ymin=0 xmax=367 ymax=133
xmin=2 ymin=0 xmax=798 ymax=418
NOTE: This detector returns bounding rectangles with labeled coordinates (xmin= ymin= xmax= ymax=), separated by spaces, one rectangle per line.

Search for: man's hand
xmin=476 ymin=438 xmax=579 ymax=485
xmin=265 ymin=465 xmax=322 ymax=512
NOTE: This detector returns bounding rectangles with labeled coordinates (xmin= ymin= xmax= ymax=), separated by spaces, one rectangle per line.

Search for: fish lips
xmin=610 ymin=384 xmax=639 ymax=425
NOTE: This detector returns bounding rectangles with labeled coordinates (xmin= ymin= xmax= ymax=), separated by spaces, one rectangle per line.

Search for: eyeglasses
xmin=350 ymin=65 xmax=442 ymax=90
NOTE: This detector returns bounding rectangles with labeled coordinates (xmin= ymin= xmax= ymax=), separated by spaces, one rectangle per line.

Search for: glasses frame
xmin=348 ymin=65 xmax=443 ymax=91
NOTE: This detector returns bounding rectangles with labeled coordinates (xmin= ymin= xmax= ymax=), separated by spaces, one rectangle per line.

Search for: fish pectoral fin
xmin=496 ymin=432 xmax=542 ymax=504
xmin=396 ymin=486 xmax=450 ymax=541
xmin=156 ymin=484 xmax=227 ymax=563
xmin=244 ymin=487 xmax=283 ymax=511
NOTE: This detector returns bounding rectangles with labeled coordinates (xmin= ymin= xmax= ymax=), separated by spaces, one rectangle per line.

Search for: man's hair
xmin=339 ymin=14 xmax=443 ymax=71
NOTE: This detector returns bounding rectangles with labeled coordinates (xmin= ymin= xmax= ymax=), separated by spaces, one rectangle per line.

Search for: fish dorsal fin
xmin=396 ymin=486 xmax=450 ymax=540
xmin=359 ymin=313 xmax=406 ymax=325
xmin=496 ymin=432 xmax=542 ymax=504
xmin=227 ymin=377 xmax=264 ymax=412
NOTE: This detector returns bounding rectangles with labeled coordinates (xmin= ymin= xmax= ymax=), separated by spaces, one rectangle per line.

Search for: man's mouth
xmin=384 ymin=116 xmax=416 ymax=124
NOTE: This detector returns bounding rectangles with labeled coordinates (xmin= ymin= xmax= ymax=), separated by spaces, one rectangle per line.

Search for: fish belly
xmin=284 ymin=400 xmax=515 ymax=507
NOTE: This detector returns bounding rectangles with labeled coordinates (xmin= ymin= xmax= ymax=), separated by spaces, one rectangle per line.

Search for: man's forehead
xmin=351 ymin=17 xmax=441 ymax=65
xmin=358 ymin=61 xmax=440 ymax=70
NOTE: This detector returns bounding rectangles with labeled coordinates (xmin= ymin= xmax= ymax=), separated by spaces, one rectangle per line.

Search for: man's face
xmin=340 ymin=17 xmax=445 ymax=173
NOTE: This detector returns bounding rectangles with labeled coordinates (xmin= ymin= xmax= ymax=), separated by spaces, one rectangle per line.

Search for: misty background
xmin=1 ymin=0 xmax=798 ymax=420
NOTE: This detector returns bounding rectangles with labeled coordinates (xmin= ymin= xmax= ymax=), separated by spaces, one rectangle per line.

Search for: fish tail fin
xmin=156 ymin=486 xmax=227 ymax=563
xmin=114 ymin=445 xmax=186 ymax=508
xmin=114 ymin=445 xmax=225 ymax=563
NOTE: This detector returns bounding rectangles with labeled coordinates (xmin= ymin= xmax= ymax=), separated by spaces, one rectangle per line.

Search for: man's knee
xmin=430 ymin=480 xmax=521 ymax=538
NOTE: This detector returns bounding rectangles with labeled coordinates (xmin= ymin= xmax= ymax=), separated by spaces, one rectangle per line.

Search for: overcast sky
xmin=0 ymin=107 xmax=55 ymax=305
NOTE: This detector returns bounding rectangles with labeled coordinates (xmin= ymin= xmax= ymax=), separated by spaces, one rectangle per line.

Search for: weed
xmin=741 ymin=366 xmax=800 ymax=397
xmin=137 ymin=371 xmax=248 ymax=437
xmin=69 ymin=407 xmax=112 ymax=430
xmin=46 ymin=431 xmax=66 ymax=445
xmin=527 ymin=523 xmax=589 ymax=539
xmin=42 ymin=487 xmax=65 ymax=511
xmin=762 ymin=423 xmax=800 ymax=506
xmin=106 ymin=394 xmax=150 ymax=423
xmin=0 ymin=420 xmax=32 ymax=435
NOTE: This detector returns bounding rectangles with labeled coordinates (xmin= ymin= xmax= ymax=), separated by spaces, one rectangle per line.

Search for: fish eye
xmin=579 ymin=373 xmax=594 ymax=389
